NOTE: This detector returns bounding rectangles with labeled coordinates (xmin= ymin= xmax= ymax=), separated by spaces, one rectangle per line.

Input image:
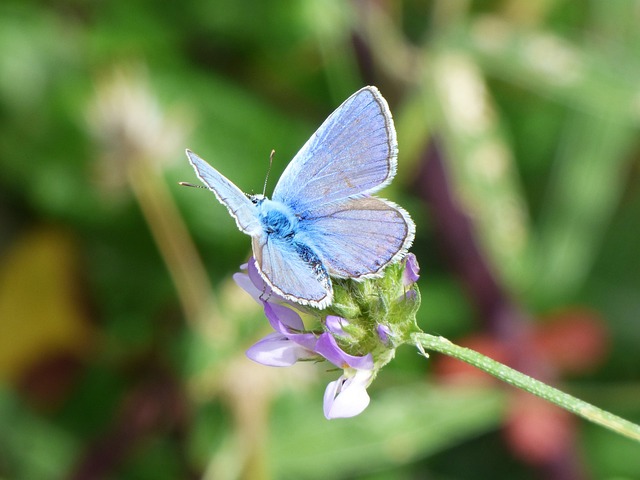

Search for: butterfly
xmin=185 ymin=86 xmax=415 ymax=309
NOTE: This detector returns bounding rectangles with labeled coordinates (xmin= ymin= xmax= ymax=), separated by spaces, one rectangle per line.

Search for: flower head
xmin=235 ymin=254 xmax=422 ymax=419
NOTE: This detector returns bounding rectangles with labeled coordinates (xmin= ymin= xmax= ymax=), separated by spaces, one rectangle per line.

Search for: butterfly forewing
xmin=273 ymin=86 xmax=397 ymax=214
xmin=186 ymin=150 xmax=262 ymax=235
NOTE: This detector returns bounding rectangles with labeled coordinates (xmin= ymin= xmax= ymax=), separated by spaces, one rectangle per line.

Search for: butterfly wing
xmin=185 ymin=149 xmax=261 ymax=235
xmin=272 ymin=86 xmax=397 ymax=213
xmin=252 ymin=235 xmax=332 ymax=308
xmin=300 ymin=196 xmax=415 ymax=279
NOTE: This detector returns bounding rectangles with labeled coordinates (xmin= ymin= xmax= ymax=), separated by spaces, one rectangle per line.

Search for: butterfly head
xmin=247 ymin=193 xmax=266 ymax=205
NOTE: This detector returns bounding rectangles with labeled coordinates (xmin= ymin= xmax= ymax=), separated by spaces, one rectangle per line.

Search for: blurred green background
xmin=1 ymin=1 xmax=640 ymax=479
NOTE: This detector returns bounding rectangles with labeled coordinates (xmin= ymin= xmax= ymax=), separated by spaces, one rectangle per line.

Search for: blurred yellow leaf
xmin=0 ymin=226 xmax=93 ymax=383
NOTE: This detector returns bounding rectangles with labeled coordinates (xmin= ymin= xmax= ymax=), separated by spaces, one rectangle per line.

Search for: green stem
xmin=412 ymin=332 xmax=640 ymax=442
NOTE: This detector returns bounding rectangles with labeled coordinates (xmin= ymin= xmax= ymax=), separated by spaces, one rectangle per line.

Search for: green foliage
xmin=0 ymin=1 xmax=639 ymax=479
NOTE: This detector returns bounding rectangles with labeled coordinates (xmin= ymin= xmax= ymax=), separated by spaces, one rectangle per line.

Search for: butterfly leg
xmin=258 ymin=283 xmax=273 ymax=303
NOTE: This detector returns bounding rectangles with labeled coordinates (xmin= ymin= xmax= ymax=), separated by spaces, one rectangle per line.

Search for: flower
xmin=315 ymin=333 xmax=374 ymax=419
xmin=239 ymin=287 xmax=375 ymax=418
xmin=86 ymin=65 xmax=189 ymax=194
xmin=245 ymin=302 xmax=318 ymax=367
xmin=377 ymin=324 xmax=392 ymax=345
xmin=236 ymin=260 xmax=376 ymax=418
xmin=323 ymin=369 xmax=374 ymax=419
xmin=325 ymin=315 xmax=349 ymax=337
xmin=402 ymin=253 xmax=420 ymax=286
xmin=232 ymin=259 xmax=280 ymax=305
xmin=235 ymin=260 xmax=317 ymax=366
xmin=234 ymin=254 xmax=422 ymax=420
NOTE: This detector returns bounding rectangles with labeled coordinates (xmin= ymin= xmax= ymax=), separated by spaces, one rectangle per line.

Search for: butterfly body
xmin=251 ymin=195 xmax=332 ymax=299
xmin=255 ymin=197 xmax=297 ymax=238
xmin=186 ymin=86 xmax=414 ymax=309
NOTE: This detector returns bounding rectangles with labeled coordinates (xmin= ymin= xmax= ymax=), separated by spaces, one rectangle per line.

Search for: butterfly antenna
xmin=178 ymin=182 xmax=207 ymax=189
xmin=263 ymin=149 xmax=275 ymax=197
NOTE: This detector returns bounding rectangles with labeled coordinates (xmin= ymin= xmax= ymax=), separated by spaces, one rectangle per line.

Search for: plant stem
xmin=412 ymin=332 xmax=640 ymax=442
xmin=128 ymin=160 xmax=220 ymax=332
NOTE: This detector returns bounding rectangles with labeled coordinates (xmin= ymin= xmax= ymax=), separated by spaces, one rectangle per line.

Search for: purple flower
xmin=377 ymin=324 xmax=392 ymax=345
xmin=232 ymin=259 xmax=280 ymax=304
xmin=233 ymin=257 xmax=318 ymax=367
xmin=315 ymin=333 xmax=374 ymax=419
xmin=245 ymin=308 xmax=376 ymax=419
xmin=234 ymin=258 xmax=377 ymax=420
xmin=325 ymin=315 xmax=349 ymax=337
xmin=315 ymin=333 xmax=373 ymax=370
xmin=245 ymin=302 xmax=318 ymax=366
xmin=323 ymin=368 xmax=374 ymax=419
xmin=402 ymin=253 xmax=420 ymax=286
xmin=235 ymin=259 xmax=317 ymax=366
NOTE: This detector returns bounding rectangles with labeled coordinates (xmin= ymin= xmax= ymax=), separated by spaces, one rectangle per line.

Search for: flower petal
xmin=377 ymin=324 xmax=391 ymax=345
xmin=248 ymin=258 xmax=276 ymax=299
xmin=323 ymin=371 xmax=372 ymax=419
xmin=246 ymin=333 xmax=316 ymax=367
xmin=263 ymin=302 xmax=305 ymax=332
xmin=402 ymin=253 xmax=420 ymax=286
xmin=323 ymin=378 xmax=341 ymax=418
xmin=287 ymin=332 xmax=319 ymax=352
xmin=315 ymin=333 xmax=374 ymax=370
xmin=325 ymin=316 xmax=349 ymax=336
xmin=232 ymin=272 xmax=263 ymax=303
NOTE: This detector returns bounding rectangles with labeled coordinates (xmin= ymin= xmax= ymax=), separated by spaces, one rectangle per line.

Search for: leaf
xmin=0 ymin=227 xmax=93 ymax=383
xmin=269 ymin=383 xmax=505 ymax=478
xmin=0 ymin=387 xmax=78 ymax=478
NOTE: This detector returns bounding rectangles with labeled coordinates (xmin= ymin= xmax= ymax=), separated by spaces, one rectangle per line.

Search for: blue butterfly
xmin=186 ymin=86 xmax=415 ymax=309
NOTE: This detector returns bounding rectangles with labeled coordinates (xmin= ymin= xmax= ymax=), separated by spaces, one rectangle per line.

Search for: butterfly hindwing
xmin=272 ymin=86 xmax=397 ymax=214
xmin=252 ymin=235 xmax=332 ymax=308
xmin=300 ymin=196 xmax=415 ymax=279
